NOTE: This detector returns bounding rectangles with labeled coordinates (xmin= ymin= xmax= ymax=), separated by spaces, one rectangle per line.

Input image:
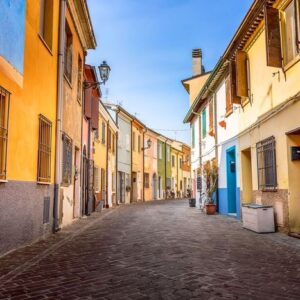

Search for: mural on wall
xmin=0 ymin=0 xmax=26 ymax=85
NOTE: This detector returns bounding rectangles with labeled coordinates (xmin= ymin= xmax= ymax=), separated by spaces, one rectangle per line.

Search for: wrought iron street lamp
xmin=83 ymin=60 xmax=111 ymax=89
xmin=142 ymin=138 xmax=152 ymax=150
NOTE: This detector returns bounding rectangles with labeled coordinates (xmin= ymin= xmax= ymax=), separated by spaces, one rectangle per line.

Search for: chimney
xmin=192 ymin=48 xmax=203 ymax=76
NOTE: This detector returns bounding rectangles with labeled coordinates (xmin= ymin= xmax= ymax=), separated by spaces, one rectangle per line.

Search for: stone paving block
xmin=0 ymin=200 xmax=299 ymax=299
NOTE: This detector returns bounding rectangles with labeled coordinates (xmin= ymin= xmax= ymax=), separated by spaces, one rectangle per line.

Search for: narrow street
xmin=0 ymin=200 xmax=299 ymax=300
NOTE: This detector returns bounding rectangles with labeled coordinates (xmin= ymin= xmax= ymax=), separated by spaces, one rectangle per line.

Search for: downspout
xmin=130 ymin=120 xmax=133 ymax=203
xmin=164 ymin=141 xmax=167 ymax=199
xmin=142 ymin=129 xmax=146 ymax=202
xmin=213 ymin=93 xmax=219 ymax=210
xmin=105 ymin=121 xmax=109 ymax=208
xmin=53 ymin=0 xmax=66 ymax=232
xmin=177 ymin=152 xmax=179 ymax=198
xmin=115 ymin=114 xmax=119 ymax=205
xmin=87 ymin=118 xmax=91 ymax=215
xmin=198 ymin=114 xmax=202 ymax=205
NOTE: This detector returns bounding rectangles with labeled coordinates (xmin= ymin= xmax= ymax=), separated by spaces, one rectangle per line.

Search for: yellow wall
xmin=0 ymin=0 xmax=59 ymax=183
xmin=62 ymin=8 xmax=84 ymax=147
xmin=94 ymin=113 xmax=107 ymax=172
xmin=185 ymin=73 xmax=211 ymax=106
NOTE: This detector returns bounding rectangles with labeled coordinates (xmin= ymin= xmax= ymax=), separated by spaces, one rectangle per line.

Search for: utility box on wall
xmin=291 ymin=147 xmax=300 ymax=161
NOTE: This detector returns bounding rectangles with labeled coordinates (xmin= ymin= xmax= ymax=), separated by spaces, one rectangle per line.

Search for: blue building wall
xmin=0 ymin=0 xmax=26 ymax=74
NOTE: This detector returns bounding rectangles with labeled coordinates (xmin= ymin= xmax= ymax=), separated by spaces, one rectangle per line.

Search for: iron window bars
xmin=37 ymin=115 xmax=52 ymax=183
xmin=62 ymin=133 xmax=73 ymax=186
xmin=0 ymin=86 xmax=10 ymax=180
xmin=257 ymin=136 xmax=277 ymax=191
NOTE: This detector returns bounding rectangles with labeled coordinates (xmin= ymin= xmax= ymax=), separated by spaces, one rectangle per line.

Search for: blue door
xmin=226 ymin=147 xmax=237 ymax=214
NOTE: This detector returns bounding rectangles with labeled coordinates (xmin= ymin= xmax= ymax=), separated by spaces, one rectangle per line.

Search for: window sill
xmin=37 ymin=181 xmax=51 ymax=185
xmin=0 ymin=179 xmax=8 ymax=183
xmin=64 ymin=74 xmax=73 ymax=88
xmin=38 ymin=34 xmax=53 ymax=56
xmin=241 ymin=98 xmax=250 ymax=108
xmin=283 ymin=55 xmax=300 ymax=73
xmin=261 ymin=188 xmax=277 ymax=193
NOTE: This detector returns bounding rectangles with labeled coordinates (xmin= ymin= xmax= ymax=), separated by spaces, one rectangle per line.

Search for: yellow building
xmin=234 ymin=0 xmax=300 ymax=233
xmin=131 ymin=119 xmax=145 ymax=202
xmin=107 ymin=121 xmax=118 ymax=208
xmin=0 ymin=0 xmax=59 ymax=256
xmin=171 ymin=142 xmax=184 ymax=198
xmin=57 ymin=0 xmax=96 ymax=227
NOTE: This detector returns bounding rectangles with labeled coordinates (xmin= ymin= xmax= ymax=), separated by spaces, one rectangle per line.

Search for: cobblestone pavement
xmin=0 ymin=200 xmax=300 ymax=300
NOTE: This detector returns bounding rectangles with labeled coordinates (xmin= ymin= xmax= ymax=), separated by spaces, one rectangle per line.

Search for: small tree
xmin=202 ymin=160 xmax=218 ymax=204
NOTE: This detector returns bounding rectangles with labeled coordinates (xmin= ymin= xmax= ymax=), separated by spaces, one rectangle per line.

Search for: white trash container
xmin=242 ymin=204 xmax=275 ymax=233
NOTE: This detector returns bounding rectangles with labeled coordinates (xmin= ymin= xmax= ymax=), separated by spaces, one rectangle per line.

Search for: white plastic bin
xmin=242 ymin=204 xmax=275 ymax=233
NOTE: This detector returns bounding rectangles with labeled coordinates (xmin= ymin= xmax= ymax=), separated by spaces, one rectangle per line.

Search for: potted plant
xmin=203 ymin=161 xmax=218 ymax=215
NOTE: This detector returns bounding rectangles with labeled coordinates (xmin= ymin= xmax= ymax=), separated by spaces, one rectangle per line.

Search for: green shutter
xmin=202 ymin=109 xmax=207 ymax=138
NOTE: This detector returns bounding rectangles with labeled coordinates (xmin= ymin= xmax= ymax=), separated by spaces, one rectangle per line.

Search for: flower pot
xmin=206 ymin=203 xmax=216 ymax=215
xmin=189 ymin=198 xmax=196 ymax=207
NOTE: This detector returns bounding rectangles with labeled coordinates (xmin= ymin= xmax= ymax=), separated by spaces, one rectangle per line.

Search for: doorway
xmin=241 ymin=148 xmax=253 ymax=204
xmin=158 ymin=176 xmax=161 ymax=198
xmin=132 ymin=172 xmax=137 ymax=202
xmin=73 ymin=147 xmax=80 ymax=218
xmin=152 ymin=173 xmax=157 ymax=200
xmin=81 ymin=146 xmax=88 ymax=216
xmin=226 ymin=146 xmax=237 ymax=214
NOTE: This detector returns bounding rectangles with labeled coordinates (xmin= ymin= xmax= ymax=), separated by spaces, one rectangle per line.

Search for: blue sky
xmin=87 ymin=0 xmax=253 ymax=144
xmin=0 ymin=0 xmax=26 ymax=73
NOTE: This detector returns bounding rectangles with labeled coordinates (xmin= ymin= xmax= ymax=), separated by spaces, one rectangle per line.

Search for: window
xmin=108 ymin=128 xmax=112 ymax=151
xmin=144 ymin=173 xmax=149 ymax=188
xmin=112 ymin=134 xmax=115 ymax=153
xmin=39 ymin=0 xmax=53 ymax=49
xmin=265 ymin=5 xmax=282 ymax=67
xmin=62 ymin=134 xmax=72 ymax=185
xmin=37 ymin=115 xmax=52 ymax=183
xmin=132 ymin=132 xmax=136 ymax=151
xmin=257 ymin=136 xmax=277 ymax=191
xmin=179 ymin=158 xmax=182 ymax=169
xmin=101 ymin=122 xmax=106 ymax=144
xmin=112 ymin=172 xmax=116 ymax=191
xmin=126 ymin=134 xmax=130 ymax=151
xmin=64 ymin=21 xmax=73 ymax=83
xmin=225 ymin=61 xmax=240 ymax=115
xmin=0 ymin=86 xmax=10 ymax=180
xmin=202 ymin=108 xmax=207 ymax=138
xmin=180 ymin=180 xmax=183 ymax=190
xmin=172 ymin=155 xmax=175 ymax=167
xmin=94 ymin=166 xmax=100 ymax=193
xmin=101 ymin=168 xmax=106 ymax=200
xmin=167 ymin=146 xmax=171 ymax=162
xmin=235 ymin=50 xmax=250 ymax=102
xmin=94 ymin=128 xmax=99 ymax=141
xmin=282 ymin=0 xmax=300 ymax=65
xmin=138 ymin=135 xmax=141 ymax=152
xmin=191 ymin=123 xmax=195 ymax=148
xmin=77 ymin=55 xmax=82 ymax=103
xmin=158 ymin=143 xmax=162 ymax=159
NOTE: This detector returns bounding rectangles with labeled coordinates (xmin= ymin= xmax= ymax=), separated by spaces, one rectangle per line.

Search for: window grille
xmin=144 ymin=173 xmax=150 ymax=188
xmin=64 ymin=21 xmax=73 ymax=83
xmin=37 ymin=115 xmax=52 ymax=183
xmin=257 ymin=136 xmax=277 ymax=191
xmin=62 ymin=134 xmax=72 ymax=185
xmin=0 ymin=86 xmax=10 ymax=180
xmin=77 ymin=55 xmax=82 ymax=103
xmin=101 ymin=122 xmax=106 ymax=144
xmin=94 ymin=166 xmax=100 ymax=193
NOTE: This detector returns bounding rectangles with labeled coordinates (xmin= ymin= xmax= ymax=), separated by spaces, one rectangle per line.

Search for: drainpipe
xmin=142 ymin=129 xmax=146 ymax=202
xmin=213 ymin=93 xmax=219 ymax=210
xmin=105 ymin=121 xmax=109 ymax=208
xmin=177 ymin=152 xmax=179 ymax=198
xmin=53 ymin=0 xmax=66 ymax=232
xmin=130 ymin=120 xmax=133 ymax=203
xmin=164 ymin=141 xmax=167 ymax=199
xmin=198 ymin=114 xmax=202 ymax=205
xmin=115 ymin=114 xmax=119 ymax=205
